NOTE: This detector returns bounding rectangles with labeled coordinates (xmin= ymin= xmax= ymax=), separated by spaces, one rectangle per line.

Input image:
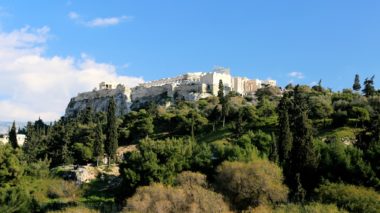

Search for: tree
xmin=287 ymin=86 xmax=318 ymax=195
xmin=215 ymin=160 xmax=288 ymax=210
xmin=9 ymin=121 xmax=18 ymax=149
xmin=105 ymin=97 xmax=118 ymax=166
xmin=208 ymin=105 xmax=221 ymax=131
xmin=217 ymin=79 xmax=224 ymax=99
xmin=308 ymin=95 xmax=333 ymax=127
xmin=131 ymin=109 xmax=154 ymax=140
xmin=353 ymin=74 xmax=361 ymax=91
xmin=125 ymin=183 xmax=230 ymax=213
xmin=93 ymin=119 xmax=104 ymax=166
xmin=312 ymin=79 xmax=323 ymax=92
xmin=277 ymin=93 xmax=293 ymax=164
xmin=221 ymin=95 xmax=230 ymax=128
xmin=316 ymin=183 xmax=380 ymax=213
xmin=363 ymin=75 xmax=375 ymax=97
xmin=269 ymin=132 xmax=279 ymax=163
xmin=120 ymin=138 xmax=194 ymax=190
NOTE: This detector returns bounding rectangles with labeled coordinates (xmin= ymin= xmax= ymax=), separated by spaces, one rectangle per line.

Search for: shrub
xmin=124 ymin=183 xmax=230 ymax=213
xmin=216 ymin=160 xmax=288 ymax=210
xmin=175 ymin=171 xmax=207 ymax=188
xmin=315 ymin=182 xmax=380 ymax=213
xmin=251 ymin=203 xmax=347 ymax=213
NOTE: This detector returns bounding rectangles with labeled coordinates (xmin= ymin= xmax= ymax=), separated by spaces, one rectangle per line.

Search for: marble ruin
xmin=65 ymin=67 xmax=277 ymax=117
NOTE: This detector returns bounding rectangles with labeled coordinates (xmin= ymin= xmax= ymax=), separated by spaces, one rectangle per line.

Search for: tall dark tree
xmin=287 ymin=86 xmax=318 ymax=195
xmin=9 ymin=121 xmax=18 ymax=149
xmin=277 ymin=93 xmax=293 ymax=164
xmin=312 ymin=79 xmax=323 ymax=92
xmin=217 ymin=79 xmax=224 ymax=99
xmin=353 ymin=74 xmax=361 ymax=91
xmin=105 ymin=97 xmax=118 ymax=166
xmin=93 ymin=119 xmax=104 ymax=166
xmin=23 ymin=122 xmax=38 ymax=162
xmin=269 ymin=132 xmax=279 ymax=163
xmin=363 ymin=75 xmax=375 ymax=97
xmin=208 ymin=105 xmax=221 ymax=132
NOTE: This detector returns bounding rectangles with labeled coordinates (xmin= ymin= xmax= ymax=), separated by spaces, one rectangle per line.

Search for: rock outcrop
xmin=65 ymin=84 xmax=132 ymax=117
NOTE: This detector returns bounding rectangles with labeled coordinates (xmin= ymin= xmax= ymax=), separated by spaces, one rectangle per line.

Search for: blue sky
xmin=0 ymin=0 xmax=379 ymax=121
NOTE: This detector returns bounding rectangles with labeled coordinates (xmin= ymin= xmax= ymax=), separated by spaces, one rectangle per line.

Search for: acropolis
xmin=65 ymin=67 xmax=277 ymax=117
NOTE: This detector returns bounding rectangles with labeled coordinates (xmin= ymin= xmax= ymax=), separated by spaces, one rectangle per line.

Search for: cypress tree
xmin=93 ymin=119 xmax=104 ymax=166
xmin=217 ymin=79 xmax=224 ymax=99
xmin=277 ymin=93 xmax=293 ymax=164
xmin=105 ymin=97 xmax=118 ymax=166
xmin=23 ymin=122 xmax=37 ymax=162
xmin=288 ymin=86 xmax=318 ymax=195
xmin=363 ymin=75 xmax=375 ymax=97
xmin=269 ymin=132 xmax=279 ymax=163
xmin=9 ymin=121 xmax=18 ymax=149
xmin=353 ymin=74 xmax=361 ymax=91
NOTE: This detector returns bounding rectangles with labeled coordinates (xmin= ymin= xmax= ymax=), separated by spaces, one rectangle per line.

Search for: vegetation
xmin=1 ymin=74 xmax=380 ymax=212
xmin=315 ymin=182 xmax=380 ymax=213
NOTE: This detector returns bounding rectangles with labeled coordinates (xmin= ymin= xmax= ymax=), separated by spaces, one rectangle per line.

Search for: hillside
xmin=1 ymin=79 xmax=380 ymax=213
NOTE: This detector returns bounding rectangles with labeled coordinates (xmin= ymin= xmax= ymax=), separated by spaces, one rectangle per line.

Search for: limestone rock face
xmin=65 ymin=84 xmax=131 ymax=117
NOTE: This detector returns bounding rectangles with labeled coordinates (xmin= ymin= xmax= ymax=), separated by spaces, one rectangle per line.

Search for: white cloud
xmin=68 ymin=12 xmax=132 ymax=27
xmin=309 ymin=81 xmax=317 ymax=86
xmin=68 ymin=11 xmax=79 ymax=20
xmin=87 ymin=16 xmax=130 ymax=27
xmin=288 ymin=71 xmax=304 ymax=79
xmin=0 ymin=26 xmax=143 ymax=121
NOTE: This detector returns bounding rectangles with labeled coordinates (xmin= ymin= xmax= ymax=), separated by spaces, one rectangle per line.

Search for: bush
xmin=0 ymin=185 xmax=31 ymax=213
xmin=124 ymin=183 xmax=230 ymax=213
xmin=216 ymin=160 xmax=288 ymax=210
xmin=47 ymin=180 xmax=81 ymax=200
xmin=315 ymin=182 xmax=380 ymax=213
xmin=251 ymin=203 xmax=347 ymax=213
xmin=47 ymin=205 xmax=99 ymax=213
xmin=175 ymin=171 xmax=207 ymax=188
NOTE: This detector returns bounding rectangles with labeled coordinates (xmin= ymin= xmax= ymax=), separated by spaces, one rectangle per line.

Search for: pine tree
xmin=363 ymin=75 xmax=375 ymax=97
xmin=9 ymin=121 xmax=18 ymax=149
xmin=93 ymin=119 xmax=104 ymax=166
xmin=105 ymin=97 xmax=118 ymax=166
xmin=61 ymin=130 xmax=72 ymax=165
xmin=277 ymin=93 xmax=293 ymax=164
xmin=353 ymin=74 xmax=361 ymax=91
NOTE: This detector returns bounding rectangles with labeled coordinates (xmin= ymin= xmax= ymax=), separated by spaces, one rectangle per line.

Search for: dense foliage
xmin=1 ymin=74 xmax=380 ymax=212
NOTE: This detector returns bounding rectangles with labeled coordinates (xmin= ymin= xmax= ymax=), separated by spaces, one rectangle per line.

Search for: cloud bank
xmin=0 ymin=26 xmax=143 ymax=121
xmin=68 ymin=12 xmax=132 ymax=27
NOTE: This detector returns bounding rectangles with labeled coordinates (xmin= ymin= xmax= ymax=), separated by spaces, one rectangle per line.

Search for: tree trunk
xmin=223 ymin=116 xmax=226 ymax=128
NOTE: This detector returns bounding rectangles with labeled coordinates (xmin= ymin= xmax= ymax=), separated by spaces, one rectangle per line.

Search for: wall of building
xmin=0 ymin=134 xmax=26 ymax=146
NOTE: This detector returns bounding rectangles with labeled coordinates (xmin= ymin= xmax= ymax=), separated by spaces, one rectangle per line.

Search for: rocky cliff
xmin=65 ymin=84 xmax=132 ymax=117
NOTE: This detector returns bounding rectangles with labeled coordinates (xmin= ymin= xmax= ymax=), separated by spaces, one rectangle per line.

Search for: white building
xmin=0 ymin=134 xmax=26 ymax=146
xmin=200 ymin=67 xmax=232 ymax=95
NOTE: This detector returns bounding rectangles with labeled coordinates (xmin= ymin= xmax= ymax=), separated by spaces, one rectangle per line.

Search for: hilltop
xmin=65 ymin=67 xmax=278 ymax=117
